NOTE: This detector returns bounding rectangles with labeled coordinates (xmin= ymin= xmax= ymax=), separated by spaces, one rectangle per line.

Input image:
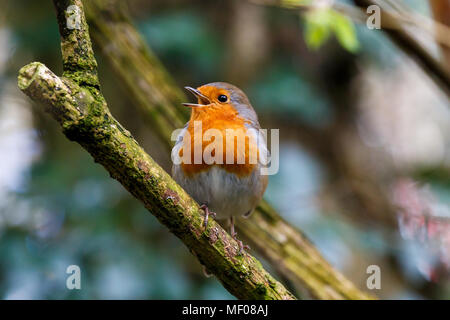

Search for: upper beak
xmin=182 ymin=86 xmax=211 ymax=108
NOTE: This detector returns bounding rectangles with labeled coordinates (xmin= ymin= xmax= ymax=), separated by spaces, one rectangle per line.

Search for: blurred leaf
xmin=331 ymin=11 xmax=359 ymax=53
xmin=281 ymin=0 xmax=313 ymax=7
xmin=303 ymin=9 xmax=332 ymax=50
xmin=303 ymin=8 xmax=359 ymax=53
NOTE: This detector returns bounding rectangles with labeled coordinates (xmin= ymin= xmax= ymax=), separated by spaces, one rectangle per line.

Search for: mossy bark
xmin=18 ymin=0 xmax=296 ymax=300
xmin=84 ymin=0 xmax=374 ymax=300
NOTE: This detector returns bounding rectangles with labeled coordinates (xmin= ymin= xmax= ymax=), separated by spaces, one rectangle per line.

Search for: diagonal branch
xmin=251 ymin=0 xmax=450 ymax=98
xmin=353 ymin=0 xmax=450 ymax=98
xmin=429 ymin=0 xmax=450 ymax=69
xmin=84 ymin=0 xmax=374 ymax=300
xmin=18 ymin=0 xmax=295 ymax=300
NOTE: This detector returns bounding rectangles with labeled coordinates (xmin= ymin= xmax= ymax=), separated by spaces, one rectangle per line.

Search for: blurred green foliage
xmin=303 ymin=8 xmax=359 ymax=53
xmin=139 ymin=11 xmax=224 ymax=81
xmin=250 ymin=63 xmax=332 ymax=126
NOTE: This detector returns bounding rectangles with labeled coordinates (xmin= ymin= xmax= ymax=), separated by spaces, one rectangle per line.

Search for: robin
xmin=171 ymin=82 xmax=268 ymax=253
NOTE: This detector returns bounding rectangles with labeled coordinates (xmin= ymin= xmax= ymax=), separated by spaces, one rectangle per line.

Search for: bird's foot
xmin=234 ymin=237 xmax=250 ymax=255
xmin=229 ymin=216 xmax=250 ymax=255
xmin=200 ymin=204 xmax=216 ymax=228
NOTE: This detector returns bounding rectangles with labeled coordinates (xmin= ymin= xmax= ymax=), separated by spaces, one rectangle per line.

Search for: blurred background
xmin=0 ymin=0 xmax=449 ymax=299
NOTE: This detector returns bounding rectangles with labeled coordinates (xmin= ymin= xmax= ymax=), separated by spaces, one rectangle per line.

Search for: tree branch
xmin=429 ymin=0 xmax=450 ymax=69
xmin=53 ymin=0 xmax=99 ymax=88
xmin=353 ymin=0 xmax=450 ymax=98
xmin=251 ymin=0 xmax=450 ymax=98
xmin=18 ymin=0 xmax=296 ymax=300
xmin=84 ymin=0 xmax=374 ymax=300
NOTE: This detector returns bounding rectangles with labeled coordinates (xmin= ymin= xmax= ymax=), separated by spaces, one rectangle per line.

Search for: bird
xmin=171 ymin=82 xmax=268 ymax=254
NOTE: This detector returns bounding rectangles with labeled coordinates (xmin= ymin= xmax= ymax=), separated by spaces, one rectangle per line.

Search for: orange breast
xmin=179 ymin=104 xmax=259 ymax=177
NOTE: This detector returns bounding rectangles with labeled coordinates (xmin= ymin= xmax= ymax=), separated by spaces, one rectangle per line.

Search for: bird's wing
xmin=245 ymin=123 xmax=270 ymax=167
xmin=171 ymin=122 xmax=189 ymax=165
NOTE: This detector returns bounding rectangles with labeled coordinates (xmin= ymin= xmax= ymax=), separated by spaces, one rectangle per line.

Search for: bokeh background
xmin=0 ymin=0 xmax=449 ymax=299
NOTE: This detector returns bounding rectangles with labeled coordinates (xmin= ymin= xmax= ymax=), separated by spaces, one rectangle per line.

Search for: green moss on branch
xmin=53 ymin=0 xmax=99 ymax=88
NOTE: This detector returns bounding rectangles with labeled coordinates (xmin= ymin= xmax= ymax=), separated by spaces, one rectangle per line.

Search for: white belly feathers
xmin=172 ymin=165 xmax=264 ymax=219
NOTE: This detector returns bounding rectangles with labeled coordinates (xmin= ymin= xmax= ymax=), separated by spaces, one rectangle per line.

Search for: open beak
xmin=182 ymin=86 xmax=211 ymax=108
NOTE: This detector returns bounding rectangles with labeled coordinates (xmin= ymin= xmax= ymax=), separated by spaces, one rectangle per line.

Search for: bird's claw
xmin=200 ymin=204 xmax=216 ymax=228
xmin=231 ymin=230 xmax=250 ymax=255
xmin=237 ymin=240 xmax=250 ymax=255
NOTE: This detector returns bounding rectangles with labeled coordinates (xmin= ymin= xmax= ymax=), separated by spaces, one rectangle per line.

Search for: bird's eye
xmin=218 ymin=94 xmax=228 ymax=103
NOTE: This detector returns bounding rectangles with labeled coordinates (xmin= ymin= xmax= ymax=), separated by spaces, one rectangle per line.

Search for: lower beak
xmin=183 ymin=86 xmax=211 ymax=108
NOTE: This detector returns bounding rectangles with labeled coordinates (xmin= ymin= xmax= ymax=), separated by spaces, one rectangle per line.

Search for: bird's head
xmin=183 ymin=82 xmax=259 ymax=126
